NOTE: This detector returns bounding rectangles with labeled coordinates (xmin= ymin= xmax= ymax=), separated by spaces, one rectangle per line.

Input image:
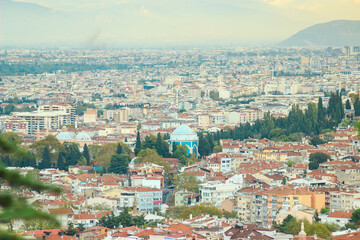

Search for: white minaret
xmin=175 ymin=88 xmax=179 ymax=105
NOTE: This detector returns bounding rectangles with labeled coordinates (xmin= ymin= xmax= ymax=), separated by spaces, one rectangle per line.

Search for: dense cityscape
xmin=0 ymin=46 xmax=359 ymax=240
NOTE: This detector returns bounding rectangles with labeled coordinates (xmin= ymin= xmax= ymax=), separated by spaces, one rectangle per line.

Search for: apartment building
xmin=38 ymin=103 xmax=75 ymax=123
xmin=237 ymin=187 xmax=325 ymax=227
xmin=3 ymin=116 xmax=28 ymax=134
xmin=199 ymin=181 xmax=240 ymax=207
xmin=14 ymin=111 xmax=71 ymax=134
xmin=114 ymin=108 xmax=130 ymax=123
xmin=83 ymin=108 xmax=97 ymax=123
xmin=120 ymin=187 xmax=163 ymax=212
xmin=330 ymin=190 xmax=360 ymax=212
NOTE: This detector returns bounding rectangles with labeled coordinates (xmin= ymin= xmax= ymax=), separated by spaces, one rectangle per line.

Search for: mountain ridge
xmin=279 ymin=20 xmax=360 ymax=47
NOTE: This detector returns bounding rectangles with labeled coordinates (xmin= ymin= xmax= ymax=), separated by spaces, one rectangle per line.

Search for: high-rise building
xmin=83 ymin=108 xmax=97 ymax=123
xmin=14 ymin=111 xmax=71 ymax=134
xmin=114 ymin=108 xmax=130 ymax=123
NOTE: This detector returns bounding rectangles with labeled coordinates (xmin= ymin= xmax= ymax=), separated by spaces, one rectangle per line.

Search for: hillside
xmin=279 ymin=20 xmax=360 ymax=47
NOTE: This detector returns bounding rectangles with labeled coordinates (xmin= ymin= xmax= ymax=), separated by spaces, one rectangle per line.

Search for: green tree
xmin=275 ymin=214 xmax=295 ymax=233
xmin=327 ymin=93 xmax=344 ymax=125
xmin=155 ymin=133 xmax=166 ymax=157
xmin=4 ymin=104 xmax=15 ymax=115
xmin=282 ymin=177 xmax=287 ymax=185
xmin=63 ymin=142 xmax=82 ymax=168
xmin=57 ymin=151 xmax=66 ymax=170
xmin=134 ymin=131 xmax=141 ymax=156
xmin=0 ymin=136 xmax=61 ymax=239
xmin=321 ymin=208 xmax=330 ymax=214
xmin=78 ymin=223 xmax=85 ymax=232
xmin=30 ymin=135 xmax=64 ymax=165
xmin=64 ymin=222 xmax=77 ymax=236
xmin=314 ymin=211 xmax=320 ymax=222
xmin=173 ymin=144 xmax=188 ymax=159
xmin=198 ymin=133 xmax=211 ymax=157
xmin=355 ymin=97 xmax=360 ymax=117
xmin=351 ymin=208 xmax=360 ymax=225
xmin=83 ymin=143 xmax=91 ymax=165
xmin=0 ymin=132 xmax=22 ymax=146
xmin=97 ymin=212 xmax=119 ymax=229
xmin=116 ymin=143 xmax=123 ymax=154
xmin=77 ymin=156 xmax=87 ymax=166
xmin=175 ymin=173 xmax=201 ymax=193
xmin=223 ymin=211 xmax=238 ymax=219
xmin=135 ymin=148 xmax=171 ymax=181
xmin=345 ymin=99 xmax=352 ymax=110
xmin=309 ymin=152 xmax=331 ymax=170
xmin=179 ymin=204 xmax=223 ymax=219
xmin=309 ymin=136 xmax=326 ymax=147
xmin=344 ymin=222 xmax=356 ymax=229
xmin=40 ymin=146 xmax=51 ymax=169
xmin=213 ymin=144 xmax=222 ymax=153
xmin=89 ymin=142 xmax=131 ymax=167
xmin=317 ymin=97 xmax=325 ymax=129
xmin=108 ymin=154 xmax=131 ymax=174
xmin=97 ymin=209 xmax=146 ymax=229
xmin=118 ymin=208 xmax=133 ymax=227
xmin=141 ymin=135 xmax=157 ymax=150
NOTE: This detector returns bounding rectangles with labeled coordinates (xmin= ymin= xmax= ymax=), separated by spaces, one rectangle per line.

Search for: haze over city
xmin=1 ymin=0 xmax=360 ymax=240
xmin=1 ymin=0 xmax=360 ymax=47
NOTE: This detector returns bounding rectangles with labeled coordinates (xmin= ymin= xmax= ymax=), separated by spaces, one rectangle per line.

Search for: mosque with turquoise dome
xmin=169 ymin=125 xmax=198 ymax=156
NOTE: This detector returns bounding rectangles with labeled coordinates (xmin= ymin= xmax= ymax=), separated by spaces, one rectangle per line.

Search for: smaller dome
xmin=56 ymin=132 xmax=74 ymax=141
xmin=75 ymin=133 xmax=92 ymax=142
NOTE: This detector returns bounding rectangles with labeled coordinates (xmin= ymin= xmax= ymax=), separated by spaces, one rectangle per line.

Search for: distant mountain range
xmin=279 ymin=20 xmax=360 ymax=47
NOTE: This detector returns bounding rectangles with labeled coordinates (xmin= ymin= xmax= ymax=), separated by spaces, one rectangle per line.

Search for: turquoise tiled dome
xmin=56 ymin=132 xmax=74 ymax=141
xmin=170 ymin=125 xmax=198 ymax=141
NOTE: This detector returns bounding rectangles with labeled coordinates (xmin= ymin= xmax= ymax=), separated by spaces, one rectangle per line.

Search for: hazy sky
xmin=1 ymin=0 xmax=360 ymax=47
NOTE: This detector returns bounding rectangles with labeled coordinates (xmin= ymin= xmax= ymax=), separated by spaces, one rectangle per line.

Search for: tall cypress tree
xmin=57 ymin=151 xmax=66 ymax=170
xmin=345 ymin=99 xmax=351 ymax=110
xmin=83 ymin=143 xmax=91 ymax=165
xmin=134 ymin=131 xmax=141 ymax=156
xmin=198 ymin=133 xmax=210 ymax=157
xmin=355 ymin=97 xmax=360 ymax=117
xmin=206 ymin=134 xmax=215 ymax=153
xmin=155 ymin=133 xmax=164 ymax=157
xmin=116 ymin=143 xmax=123 ymax=154
xmin=339 ymin=93 xmax=345 ymax=120
xmin=317 ymin=97 xmax=325 ymax=130
xmin=41 ymin=146 xmax=51 ymax=169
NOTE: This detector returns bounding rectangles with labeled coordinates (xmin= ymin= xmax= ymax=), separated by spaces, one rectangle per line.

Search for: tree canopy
xmin=308 ymin=152 xmax=331 ymax=170
xmin=0 ymin=135 xmax=61 ymax=239
xmin=97 ymin=209 xmax=146 ymax=229
xmin=175 ymin=173 xmax=201 ymax=193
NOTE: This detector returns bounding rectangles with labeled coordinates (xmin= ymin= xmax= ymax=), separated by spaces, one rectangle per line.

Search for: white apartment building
xmin=198 ymin=114 xmax=227 ymax=127
xmin=239 ymin=110 xmax=263 ymax=124
xmin=197 ymin=114 xmax=211 ymax=127
xmin=199 ymin=181 xmax=240 ymax=207
xmin=228 ymin=110 xmax=263 ymax=125
xmin=38 ymin=103 xmax=75 ymax=123
xmin=221 ymin=157 xmax=233 ymax=173
xmin=14 ymin=111 xmax=71 ymax=134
